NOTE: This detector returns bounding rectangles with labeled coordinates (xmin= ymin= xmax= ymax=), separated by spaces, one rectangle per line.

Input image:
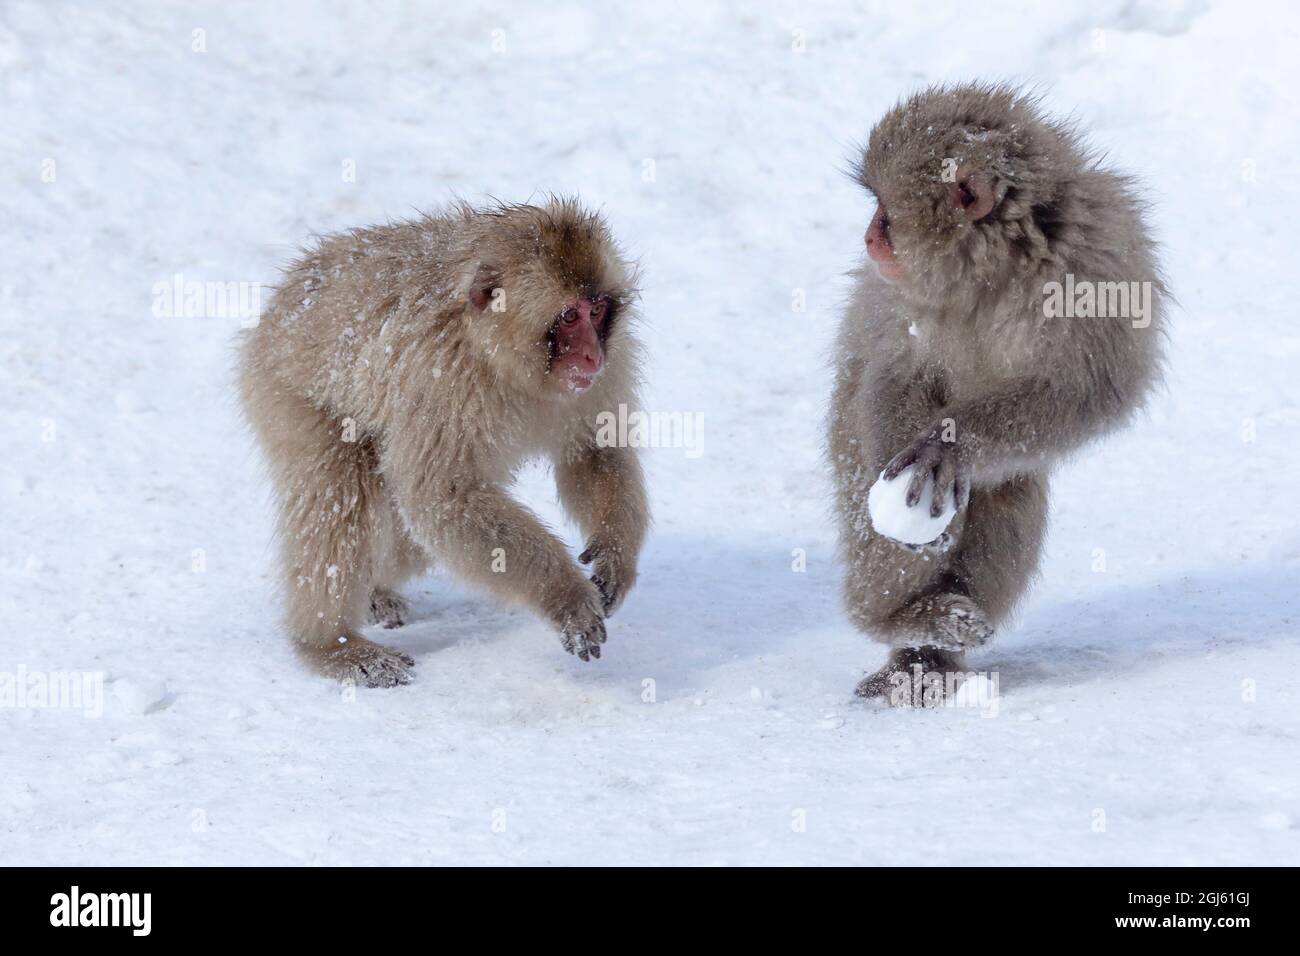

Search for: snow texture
xmin=867 ymin=466 xmax=957 ymax=546
xmin=3 ymin=0 xmax=1299 ymax=865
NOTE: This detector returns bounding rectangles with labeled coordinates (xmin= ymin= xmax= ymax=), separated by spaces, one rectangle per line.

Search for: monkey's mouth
xmin=559 ymin=367 xmax=599 ymax=395
xmin=872 ymin=257 xmax=905 ymax=283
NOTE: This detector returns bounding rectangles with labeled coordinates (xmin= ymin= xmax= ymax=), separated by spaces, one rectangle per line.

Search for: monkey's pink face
xmin=865 ymin=204 xmax=905 ymax=282
xmin=550 ymin=295 xmax=610 ymax=395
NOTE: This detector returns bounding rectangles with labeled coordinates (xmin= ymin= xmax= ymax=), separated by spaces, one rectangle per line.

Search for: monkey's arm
xmin=933 ymin=285 xmax=1160 ymax=487
xmin=385 ymin=451 xmax=608 ymax=660
xmin=887 ymin=366 xmax=1134 ymax=512
xmin=555 ymin=442 xmax=648 ymax=615
xmin=948 ymin=355 xmax=1140 ymax=474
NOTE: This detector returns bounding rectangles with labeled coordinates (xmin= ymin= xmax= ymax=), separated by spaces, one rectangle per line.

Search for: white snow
xmin=3 ymin=0 xmax=1300 ymax=865
xmin=868 ymin=465 xmax=957 ymax=545
xmin=945 ymin=674 xmax=999 ymax=714
xmin=109 ymin=678 xmax=171 ymax=718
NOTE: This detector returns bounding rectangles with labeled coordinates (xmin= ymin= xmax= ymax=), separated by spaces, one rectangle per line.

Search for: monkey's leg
xmin=883 ymin=477 xmax=1047 ymax=647
xmin=555 ymin=443 xmax=648 ymax=616
xmin=367 ymin=515 xmax=429 ymax=629
xmin=841 ymin=516 xmax=968 ymax=702
xmin=948 ymin=473 xmax=1049 ymax=630
xmin=843 ymin=488 xmax=989 ymax=701
xmin=855 ymin=474 xmax=1049 ymax=701
xmin=383 ymin=455 xmax=607 ymax=661
xmin=841 ymin=516 xmax=958 ymax=645
xmin=853 ymin=582 xmax=987 ymax=702
xmin=261 ymin=399 xmax=415 ymax=687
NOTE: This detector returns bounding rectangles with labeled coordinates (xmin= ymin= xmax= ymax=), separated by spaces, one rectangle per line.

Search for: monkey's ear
xmin=948 ymin=168 xmax=997 ymax=221
xmin=467 ymin=262 xmax=502 ymax=311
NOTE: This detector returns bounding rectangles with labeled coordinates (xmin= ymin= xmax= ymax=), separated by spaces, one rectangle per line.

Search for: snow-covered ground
xmin=3 ymin=0 xmax=1298 ymax=865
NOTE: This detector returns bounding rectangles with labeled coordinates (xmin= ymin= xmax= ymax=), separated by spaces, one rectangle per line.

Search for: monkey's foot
xmin=908 ymin=592 xmax=994 ymax=650
xmin=856 ymin=646 xmax=966 ymax=707
xmin=303 ymin=635 xmax=415 ymax=688
xmin=368 ymin=587 xmax=410 ymax=629
xmin=900 ymin=531 xmax=954 ymax=555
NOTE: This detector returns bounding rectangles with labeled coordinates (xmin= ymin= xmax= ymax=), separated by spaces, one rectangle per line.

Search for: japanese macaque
xmin=828 ymin=83 xmax=1166 ymax=703
xmin=240 ymin=199 xmax=648 ymax=687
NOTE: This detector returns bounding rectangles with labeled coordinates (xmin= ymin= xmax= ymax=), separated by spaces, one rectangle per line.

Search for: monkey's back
xmin=239 ymin=214 xmax=482 ymax=435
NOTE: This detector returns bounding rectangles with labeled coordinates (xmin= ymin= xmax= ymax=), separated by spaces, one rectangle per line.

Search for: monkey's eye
xmin=560 ymin=307 xmax=580 ymax=325
xmin=589 ymin=296 xmax=609 ymax=323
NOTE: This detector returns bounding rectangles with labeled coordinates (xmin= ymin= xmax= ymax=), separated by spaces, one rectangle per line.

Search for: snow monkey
xmin=240 ymin=199 xmax=648 ymax=687
xmin=828 ymin=83 xmax=1166 ymax=703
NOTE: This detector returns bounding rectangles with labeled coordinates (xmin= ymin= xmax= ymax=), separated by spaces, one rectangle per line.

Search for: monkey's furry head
xmin=855 ymin=82 xmax=1093 ymax=298
xmin=454 ymin=197 xmax=639 ymax=396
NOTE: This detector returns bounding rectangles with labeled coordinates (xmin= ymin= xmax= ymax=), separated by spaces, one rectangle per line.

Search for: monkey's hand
xmin=884 ymin=426 xmax=971 ymax=518
xmin=552 ymin=576 xmax=608 ymax=662
xmin=579 ymin=539 xmax=637 ymax=616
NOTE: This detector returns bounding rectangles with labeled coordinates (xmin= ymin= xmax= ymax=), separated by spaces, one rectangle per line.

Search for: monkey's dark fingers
xmin=564 ymin=620 xmax=607 ymax=662
xmin=883 ymin=445 xmax=921 ymax=481
xmin=591 ymin=573 xmax=614 ymax=612
xmin=578 ymin=547 xmax=594 ymax=565
xmin=904 ymin=450 xmax=939 ymax=507
xmin=954 ymin=472 xmax=971 ymax=513
xmin=577 ymin=625 xmax=605 ymax=660
xmin=932 ymin=457 xmax=957 ymax=517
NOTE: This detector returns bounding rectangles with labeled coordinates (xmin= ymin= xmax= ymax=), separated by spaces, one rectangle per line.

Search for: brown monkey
xmin=239 ymin=199 xmax=648 ymax=686
xmin=828 ymin=83 xmax=1166 ymax=702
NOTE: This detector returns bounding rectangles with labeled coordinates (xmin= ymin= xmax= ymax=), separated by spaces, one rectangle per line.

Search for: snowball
xmin=867 ymin=464 xmax=956 ymax=545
